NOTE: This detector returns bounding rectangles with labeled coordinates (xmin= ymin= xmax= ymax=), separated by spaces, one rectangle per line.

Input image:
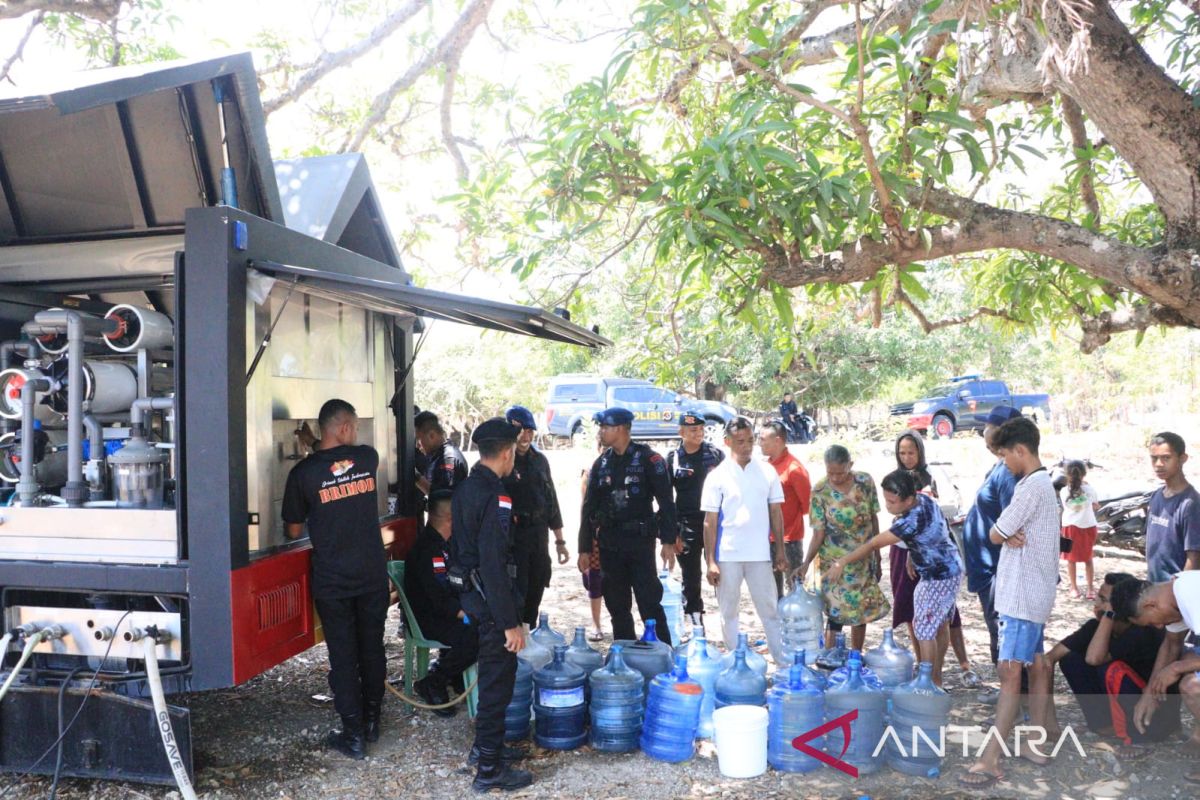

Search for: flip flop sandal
xmin=1086 ymin=590 xmax=1097 ymax=600
xmin=957 ymin=770 xmax=1004 ymax=790
xmin=587 ymin=628 xmax=604 ymax=642
xmin=1116 ymin=745 xmax=1150 ymax=762
xmin=962 ymin=669 xmax=982 ymax=688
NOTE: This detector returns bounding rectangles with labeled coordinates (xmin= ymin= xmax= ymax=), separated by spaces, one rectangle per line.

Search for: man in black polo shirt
xmin=415 ymin=411 xmax=468 ymax=500
xmin=667 ymin=412 xmax=724 ymax=629
xmin=407 ymin=489 xmax=477 ymax=717
xmin=283 ymin=399 xmax=388 ymax=759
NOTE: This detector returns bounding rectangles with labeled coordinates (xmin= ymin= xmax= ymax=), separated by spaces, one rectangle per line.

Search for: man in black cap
xmin=407 ymin=488 xmax=477 ymax=718
xmin=282 ymin=399 xmax=387 ymax=759
xmin=415 ymin=411 xmax=468 ymax=500
xmin=503 ymin=405 xmax=567 ymax=626
xmin=450 ymin=417 xmax=532 ymax=792
xmin=667 ymin=411 xmax=725 ymax=630
xmin=779 ymin=392 xmax=800 ymax=442
xmin=578 ymin=407 xmax=679 ymax=644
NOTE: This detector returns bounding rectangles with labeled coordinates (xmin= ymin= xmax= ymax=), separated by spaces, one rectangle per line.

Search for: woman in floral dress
xmin=796 ymin=444 xmax=889 ymax=651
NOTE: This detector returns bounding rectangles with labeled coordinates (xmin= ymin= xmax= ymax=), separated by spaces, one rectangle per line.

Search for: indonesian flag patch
xmin=432 ymin=557 xmax=446 ymax=574
xmin=498 ymin=495 xmax=512 ymax=511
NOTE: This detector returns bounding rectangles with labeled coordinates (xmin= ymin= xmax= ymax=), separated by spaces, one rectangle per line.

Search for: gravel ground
xmin=9 ymin=429 xmax=1195 ymax=800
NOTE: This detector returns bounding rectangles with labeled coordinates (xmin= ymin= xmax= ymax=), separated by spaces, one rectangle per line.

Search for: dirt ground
xmin=10 ymin=428 xmax=1196 ymax=800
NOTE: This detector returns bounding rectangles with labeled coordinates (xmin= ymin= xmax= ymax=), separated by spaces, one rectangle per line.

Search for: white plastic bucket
xmin=712 ymin=704 xmax=768 ymax=778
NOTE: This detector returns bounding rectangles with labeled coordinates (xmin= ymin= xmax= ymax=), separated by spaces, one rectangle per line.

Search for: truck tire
xmin=704 ymin=418 xmax=723 ymax=445
xmin=931 ymin=413 xmax=955 ymax=439
xmin=571 ymin=421 xmax=587 ymax=447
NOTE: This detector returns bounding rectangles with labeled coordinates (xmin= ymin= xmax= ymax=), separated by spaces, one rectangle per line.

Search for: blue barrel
xmin=768 ymin=657 xmax=825 ymax=772
xmin=685 ymin=632 xmax=721 ymax=739
xmin=531 ymin=611 xmax=566 ymax=649
xmin=659 ymin=570 xmax=684 ymax=647
xmin=640 ymin=654 xmax=702 ymax=762
xmin=718 ymin=631 xmax=768 ymax=678
xmin=715 ymin=641 xmax=767 ymax=709
xmin=824 ymin=658 xmax=886 ymax=775
xmin=504 ymin=657 xmax=534 ymax=741
xmin=886 ymin=661 xmax=952 ymax=778
xmin=589 ymin=644 xmax=644 ymax=753
xmin=533 ymin=645 xmax=587 ymax=750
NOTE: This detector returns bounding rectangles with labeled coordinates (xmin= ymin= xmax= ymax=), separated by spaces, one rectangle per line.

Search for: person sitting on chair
xmin=407 ymin=488 xmax=478 ymax=717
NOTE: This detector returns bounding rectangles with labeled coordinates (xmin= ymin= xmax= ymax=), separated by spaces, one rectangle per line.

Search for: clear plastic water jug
xmin=824 ymin=658 xmax=886 ymax=775
xmin=778 ymin=580 xmax=824 ymax=665
xmin=770 ymin=650 xmax=828 ymax=690
xmin=659 ymin=570 xmax=685 ymax=647
xmin=640 ymin=654 xmax=702 ymax=762
xmin=533 ymin=645 xmax=588 ymax=750
xmin=826 ymin=650 xmax=883 ymax=691
xmin=504 ymin=657 xmax=534 ymax=741
xmin=715 ymin=641 xmax=768 ymax=709
xmin=719 ymin=632 xmax=768 ymax=678
xmin=608 ymin=618 xmax=674 ymax=694
xmin=518 ymin=624 xmax=552 ymax=669
xmin=685 ymin=631 xmax=722 ymax=739
xmin=589 ymin=644 xmax=644 ymax=753
xmin=815 ymin=632 xmax=849 ymax=670
xmin=531 ymin=611 xmax=567 ymax=650
xmin=886 ymin=661 xmax=953 ymax=778
xmin=566 ymin=626 xmax=604 ymax=702
xmin=768 ymin=658 xmax=825 ymax=772
xmin=864 ymin=628 xmax=915 ymax=695
xmin=675 ymin=625 xmax=721 ymax=661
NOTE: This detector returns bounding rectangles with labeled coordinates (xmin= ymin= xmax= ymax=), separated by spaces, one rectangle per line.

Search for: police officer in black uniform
xmin=415 ymin=410 xmax=468 ymax=499
xmin=667 ymin=412 xmax=725 ymax=630
xmin=282 ymin=399 xmax=387 ymax=759
xmin=407 ymin=488 xmax=478 ymax=718
xmin=449 ymin=418 xmax=533 ymax=792
xmin=502 ymin=405 xmax=568 ymax=626
xmin=578 ymin=407 xmax=678 ymax=645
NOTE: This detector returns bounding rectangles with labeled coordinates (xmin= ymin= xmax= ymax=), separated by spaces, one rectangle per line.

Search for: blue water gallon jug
xmin=504 ymin=657 xmax=535 ymax=741
xmin=608 ymin=618 xmax=674 ymax=693
xmin=566 ymin=626 xmax=604 ymax=702
xmin=778 ymin=580 xmax=824 ymax=665
xmin=533 ymin=645 xmax=588 ymax=750
xmin=640 ymin=654 xmax=702 ymax=762
xmin=659 ymin=570 xmax=685 ymax=647
xmin=827 ymin=650 xmax=883 ymax=691
xmin=589 ymin=644 xmax=644 ymax=753
xmin=771 ymin=651 xmax=828 ymax=690
xmin=718 ymin=632 xmax=768 ymax=679
xmin=768 ymin=659 xmax=826 ymax=772
xmin=518 ymin=624 xmax=553 ymax=669
xmin=675 ymin=625 xmax=721 ymax=661
xmin=824 ymin=658 xmax=886 ymax=775
xmin=715 ymin=641 xmax=768 ymax=709
xmin=886 ymin=661 xmax=953 ymax=778
xmin=816 ymin=632 xmax=849 ymax=670
xmin=685 ymin=632 xmax=722 ymax=739
xmin=531 ymin=611 xmax=567 ymax=650
xmin=864 ymin=629 xmax=915 ymax=695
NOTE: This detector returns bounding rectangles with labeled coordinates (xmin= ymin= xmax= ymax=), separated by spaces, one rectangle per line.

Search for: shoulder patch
xmin=498 ymin=495 xmax=512 ymax=510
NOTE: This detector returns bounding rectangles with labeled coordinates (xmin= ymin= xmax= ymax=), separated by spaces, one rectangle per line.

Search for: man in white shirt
xmin=701 ymin=417 xmax=788 ymax=665
xmin=1112 ymin=571 xmax=1200 ymax=778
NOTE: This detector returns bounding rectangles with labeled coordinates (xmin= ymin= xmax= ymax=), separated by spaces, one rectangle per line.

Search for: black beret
xmin=592 ymin=407 xmax=634 ymax=427
xmin=472 ymin=416 xmax=519 ymax=444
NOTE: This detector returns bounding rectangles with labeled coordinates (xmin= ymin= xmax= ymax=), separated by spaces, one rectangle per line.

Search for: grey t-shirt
xmin=1146 ymin=485 xmax=1200 ymax=582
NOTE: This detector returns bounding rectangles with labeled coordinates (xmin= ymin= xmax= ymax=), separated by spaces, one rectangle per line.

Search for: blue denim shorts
xmin=997 ymin=615 xmax=1044 ymax=665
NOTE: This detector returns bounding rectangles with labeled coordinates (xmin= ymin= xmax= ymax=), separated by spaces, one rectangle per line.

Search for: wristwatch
xmin=1103 ymin=610 xmax=1115 ymax=620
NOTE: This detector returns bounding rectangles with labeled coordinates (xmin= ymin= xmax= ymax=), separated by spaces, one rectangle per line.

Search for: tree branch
xmin=440 ymin=49 xmax=468 ymax=182
xmin=893 ymin=283 xmax=1017 ymax=332
xmin=263 ymin=0 xmax=429 ymax=116
xmin=1060 ymin=94 xmax=1100 ymax=224
xmin=0 ymin=9 xmax=42 ymax=84
xmin=340 ymin=0 xmax=493 ymax=154
xmin=0 ymin=0 xmax=117 ymax=22
xmin=779 ymin=0 xmax=964 ymax=71
xmin=1078 ymin=303 xmax=1192 ymax=353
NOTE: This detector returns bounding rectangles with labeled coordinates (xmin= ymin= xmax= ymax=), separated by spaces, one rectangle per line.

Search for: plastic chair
xmin=387 ymin=560 xmax=478 ymax=717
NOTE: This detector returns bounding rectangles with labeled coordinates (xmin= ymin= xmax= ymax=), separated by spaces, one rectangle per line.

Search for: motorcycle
xmin=1095 ymin=488 xmax=1154 ymax=539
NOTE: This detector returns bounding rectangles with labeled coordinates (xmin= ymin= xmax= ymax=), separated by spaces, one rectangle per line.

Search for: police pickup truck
xmin=545 ymin=375 xmax=737 ymax=441
xmin=889 ymin=375 xmax=1052 ymax=438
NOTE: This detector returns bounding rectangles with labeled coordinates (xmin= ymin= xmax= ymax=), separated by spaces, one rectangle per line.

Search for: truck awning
xmin=252 ymin=261 xmax=610 ymax=348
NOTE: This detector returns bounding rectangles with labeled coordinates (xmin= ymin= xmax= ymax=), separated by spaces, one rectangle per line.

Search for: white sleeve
xmin=700 ymin=470 xmax=722 ymax=513
xmin=995 ymin=481 xmax=1031 ymax=538
xmin=767 ymin=467 xmax=785 ymax=504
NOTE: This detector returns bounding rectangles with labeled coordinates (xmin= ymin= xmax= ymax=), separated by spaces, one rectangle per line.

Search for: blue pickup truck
xmin=889 ymin=375 xmax=1051 ymax=438
xmin=545 ymin=375 xmax=738 ymax=441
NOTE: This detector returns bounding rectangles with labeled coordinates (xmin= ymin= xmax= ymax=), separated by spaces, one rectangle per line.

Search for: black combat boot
xmin=363 ymin=699 xmax=382 ymax=743
xmin=467 ymin=743 xmax=526 ymax=765
xmin=471 ymin=748 xmax=533 ymax=793
xmin=414 ymin=674 xmax=456 ymax=718
xmin=325 ymin=715 xmax=366 ymax=760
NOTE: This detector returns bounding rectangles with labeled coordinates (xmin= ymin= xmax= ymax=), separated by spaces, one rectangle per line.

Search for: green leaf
xmin=924 ymin=110 xmax=975 ymax=131
xmin=598 ymin=128 xmax=624 ymax=151
xmin=699 ymin=205 xmax=735 ymax=226
xmin=748 ymin=27 xmax=771 ymax=49
xmin=637 ymin=182 xmax=665 ymax=202
xmin=958 ymin=133 xmax=988 ymax=176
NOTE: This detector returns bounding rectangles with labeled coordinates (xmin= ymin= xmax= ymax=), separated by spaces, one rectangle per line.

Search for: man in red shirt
xmin=760 ymin=421 xmax=812 ymax=597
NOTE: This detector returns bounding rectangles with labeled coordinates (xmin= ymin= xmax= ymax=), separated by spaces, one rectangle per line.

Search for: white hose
xmin=142 ymin=636 xmax=198 ymax=800
xmin=0 ymin=630 xmax=42 ymax=704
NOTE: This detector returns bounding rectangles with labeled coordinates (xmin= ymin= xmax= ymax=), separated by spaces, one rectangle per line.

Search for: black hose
xmin=47 ymin=667 xmax=83 ymax=800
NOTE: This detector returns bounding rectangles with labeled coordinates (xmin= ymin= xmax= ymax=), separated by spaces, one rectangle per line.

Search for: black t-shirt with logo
xmin=282 ymin=444 xmax=388 ymax=599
